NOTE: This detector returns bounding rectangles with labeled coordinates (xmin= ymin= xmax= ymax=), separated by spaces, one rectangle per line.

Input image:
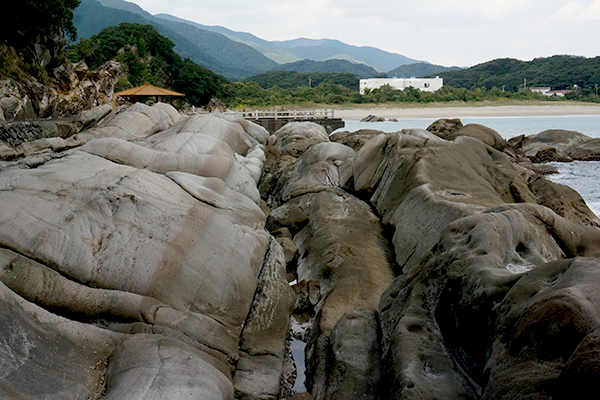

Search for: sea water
xmin=334 ymin=114 xmax=600 ymax=139
xmin=547 ymin=161 xmax=600 ymax=217
xmin=333 ymin=115 xmax=600 ymax=217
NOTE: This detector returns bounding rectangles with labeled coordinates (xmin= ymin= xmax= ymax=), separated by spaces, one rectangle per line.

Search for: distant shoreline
xmin=332 ymin=103 xmax=600 ymax=121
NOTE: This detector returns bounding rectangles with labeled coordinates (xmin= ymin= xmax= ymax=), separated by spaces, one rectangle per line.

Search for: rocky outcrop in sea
xmin=0 ymin=106 xmax=599 ymax=399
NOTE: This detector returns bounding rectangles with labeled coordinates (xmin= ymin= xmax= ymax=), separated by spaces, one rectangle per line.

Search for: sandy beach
xmin=333 ymin=103 xmax=600 ymax=120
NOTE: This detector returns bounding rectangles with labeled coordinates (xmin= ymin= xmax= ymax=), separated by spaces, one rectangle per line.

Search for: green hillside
xmin=154 ymin=15 xmax=424 ymax=72
xmin=274 ymin=38 xmax=422 ymax=72
xmin=243 ymin=71 xmax=360 ymax=91
xmin=73 ymin=0 xmax=145 ymax=39
xmin=433 ymin=55 xmax=600 ymax=92
xmin=153 ymin=13 xmax=301 ymax=65
xmin=272 ymin=59 xmax=378 ymax=78
xmin=67 ymin=23 xmax=229 ymax=106
xmin=73 ymin=0 xmax=277 ymax=80
xmin=387 ymin=62 xmax=461 ymax=78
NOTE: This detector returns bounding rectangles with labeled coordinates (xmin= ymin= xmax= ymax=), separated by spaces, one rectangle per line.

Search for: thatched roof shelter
xmin=114 ymin=82 xmax=185 ymax=104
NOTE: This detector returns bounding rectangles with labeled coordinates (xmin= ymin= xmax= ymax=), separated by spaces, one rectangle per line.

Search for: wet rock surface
xmin=0 ymin=111 xmax=599 ymax=399
xmin=510 ymin=129 xmax=600 ymax=162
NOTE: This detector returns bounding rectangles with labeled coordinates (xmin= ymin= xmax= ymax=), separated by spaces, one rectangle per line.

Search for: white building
xmin=529 ymin=87 xmax=551 ymax=95
xmin=529 ymin=87 xmax=572 ymax=97
xmin=359 ymin=77 xmax=443 ymax=94
xmin=546 ymin=90 xmax=572 ymax=97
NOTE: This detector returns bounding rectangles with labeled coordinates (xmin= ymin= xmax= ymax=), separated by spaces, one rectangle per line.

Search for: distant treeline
xmin=225 ymin=82 xmax=599 ymax=108
xmin=434 ymin=55 xmax=600 ymax=93
xmin=65 ymin=23 xmax=600 ymax=108
xmin=241 ymin=71 xmax=360 ymax=91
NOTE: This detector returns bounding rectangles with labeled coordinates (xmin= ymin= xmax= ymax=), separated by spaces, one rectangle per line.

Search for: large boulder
xmin=354 ymin=133 xmax=536 ymax=269
xmin=81 ymin=138 xmax=261 ymax=202
xmin=485 ymin=257 xmax=600 ymax=399
xmin=510 ymin=129 xmax=600 ymax=162
xmin=151 ymin=114 xmax=256 ymax=155
xmin=0 ymin=152 xmax=269 ymax=332
xmin=259 ymin=121 xmax=394 ymax=400
xmin=567 ymin=137 xmax=600 ymax=161
xmin=290 ymin=190 xmax=394 ymax=400
xmin=234 ymin=238 xmax=296 ymax=399
xmin=441 ymin=123 xmax=506 ymax=151
xmin=75 ymin=102 xmax=176 ymax=142
xmin=0 ymin=278 xmax=123 ymax=399
xmin=274 ymin=122 xmax=329 ymax=157
xmin=348 ymin=128 xmax=600 ymax=399
xmin=520 ymin=129 xmax=591 ymax=156
xmin=426 ymin=117 xmax=463 ymax=137
xmin=330 ymin=129 xmax=383 ymax=151
xmin=0 ymin=109 xmax=281 ymax=399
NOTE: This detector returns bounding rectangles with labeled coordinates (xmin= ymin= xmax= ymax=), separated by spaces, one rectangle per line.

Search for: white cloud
xmin=552 ymin=0 xmax=585 ymax=20
xmin=551 ymin=0 xmax=600 ymax=20
xmin=434 ymin=0 xmax=535 ymax=20
xmin=121 ymin=0 xmax=600 ymax=67
xmin=583 ymin=0 xmax=600 ymax=19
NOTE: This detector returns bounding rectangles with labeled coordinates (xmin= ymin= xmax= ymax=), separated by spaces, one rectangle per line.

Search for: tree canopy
xmin=1 ymin=0 xmax=80 ymax=46
xmin=242 ymin=71 xmax=361 ymax=91
xmin=433 ymin=55 xmax=600 ymax=92
xmin=67 ymin=23 xmax=229 ymax=106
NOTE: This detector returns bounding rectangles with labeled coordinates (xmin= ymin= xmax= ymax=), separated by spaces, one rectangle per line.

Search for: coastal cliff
xmin=0 ymin=104 xmax=599 ymax=399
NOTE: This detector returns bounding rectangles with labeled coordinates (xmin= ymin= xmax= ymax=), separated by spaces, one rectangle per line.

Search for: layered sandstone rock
xmin=0 ymin=104 xmax=287 ymax=399
xmin=261 ymin=122 xmax=395 ymax=400
xmin=350 ymin=129 xmax=600 ymax=399
xmin=511 ymin=129 xmax=600 ymax=161
xmin=1 ymin=109 xmax=600 ymax=400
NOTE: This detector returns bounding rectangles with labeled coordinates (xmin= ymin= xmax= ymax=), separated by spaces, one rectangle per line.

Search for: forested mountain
xmin=432 ymin=55 xmax=600 ymax=92
xmin=153 ymin=13 xmax=301 ymax=65
xmin=73 ymin=0 xmax=146 ymax=39
xmin=387 ymin=62 xmax=461 ymax=78
xmin=73 ymin=0 xmax=277 ymax=80
xmin=274 ymin=38 xmax=422 ymax=72
xmin=74 ymin=0 xmax=428 ymax=78
xmin=67 ymin=23 xmax=229 ymax=105
xmin=242 ymin=71 xmax=361 ymax=91
xmin=154 ymin=14 xmax=423 ymax=72
xmin=272 ymin=59 xmax=378 ymax=78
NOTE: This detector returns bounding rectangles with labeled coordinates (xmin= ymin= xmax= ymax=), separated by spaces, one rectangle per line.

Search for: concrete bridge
xmin=226 ymin=109 xmax=345 ymax=134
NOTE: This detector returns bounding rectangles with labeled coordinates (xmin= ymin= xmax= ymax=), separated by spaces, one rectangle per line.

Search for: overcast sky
xmin=125 ymin=0 xmax=600 ymax=67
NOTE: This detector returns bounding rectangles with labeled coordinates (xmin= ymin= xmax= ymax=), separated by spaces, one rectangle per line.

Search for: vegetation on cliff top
xmin=2 ymin=0 xmax=81 ymax=46
xmin=67 ymin=23 xmax=229 ymax=106
xmin=73 ymin=0 xmax=278 ymax=81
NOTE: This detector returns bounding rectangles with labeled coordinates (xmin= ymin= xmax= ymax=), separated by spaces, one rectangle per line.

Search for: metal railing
xmin=223 ymin=109 xmax=335 ymax=120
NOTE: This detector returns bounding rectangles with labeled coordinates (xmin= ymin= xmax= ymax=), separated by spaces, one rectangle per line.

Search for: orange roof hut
xmin=114 ymin=82 xmax=185 ymax=104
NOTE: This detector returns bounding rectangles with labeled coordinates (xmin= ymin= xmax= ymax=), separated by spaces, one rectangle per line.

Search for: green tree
xmin=174 ymin=59 xmax=229 ymax=106
xmin=2 ymin=0 xmax=80 ymax=47
xmin=68 ymin=23 xmax=230 ymax=107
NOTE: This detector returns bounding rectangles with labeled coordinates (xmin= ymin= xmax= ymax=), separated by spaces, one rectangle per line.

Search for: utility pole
xmin=596 ymin=83 xmax=598 ymax=97
xmin=524 ymin=78 xmax=527 ymax=90
xmin=309 ymin=77 xmax=312 ymax=88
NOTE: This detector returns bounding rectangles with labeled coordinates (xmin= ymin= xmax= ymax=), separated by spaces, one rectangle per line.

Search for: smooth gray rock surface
xmin=0 ymin=106 xmax=278 ymax=399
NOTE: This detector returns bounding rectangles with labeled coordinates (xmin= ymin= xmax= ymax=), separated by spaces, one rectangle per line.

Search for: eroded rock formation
xmin=0 ymin=110 xmax=599 ymax=400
